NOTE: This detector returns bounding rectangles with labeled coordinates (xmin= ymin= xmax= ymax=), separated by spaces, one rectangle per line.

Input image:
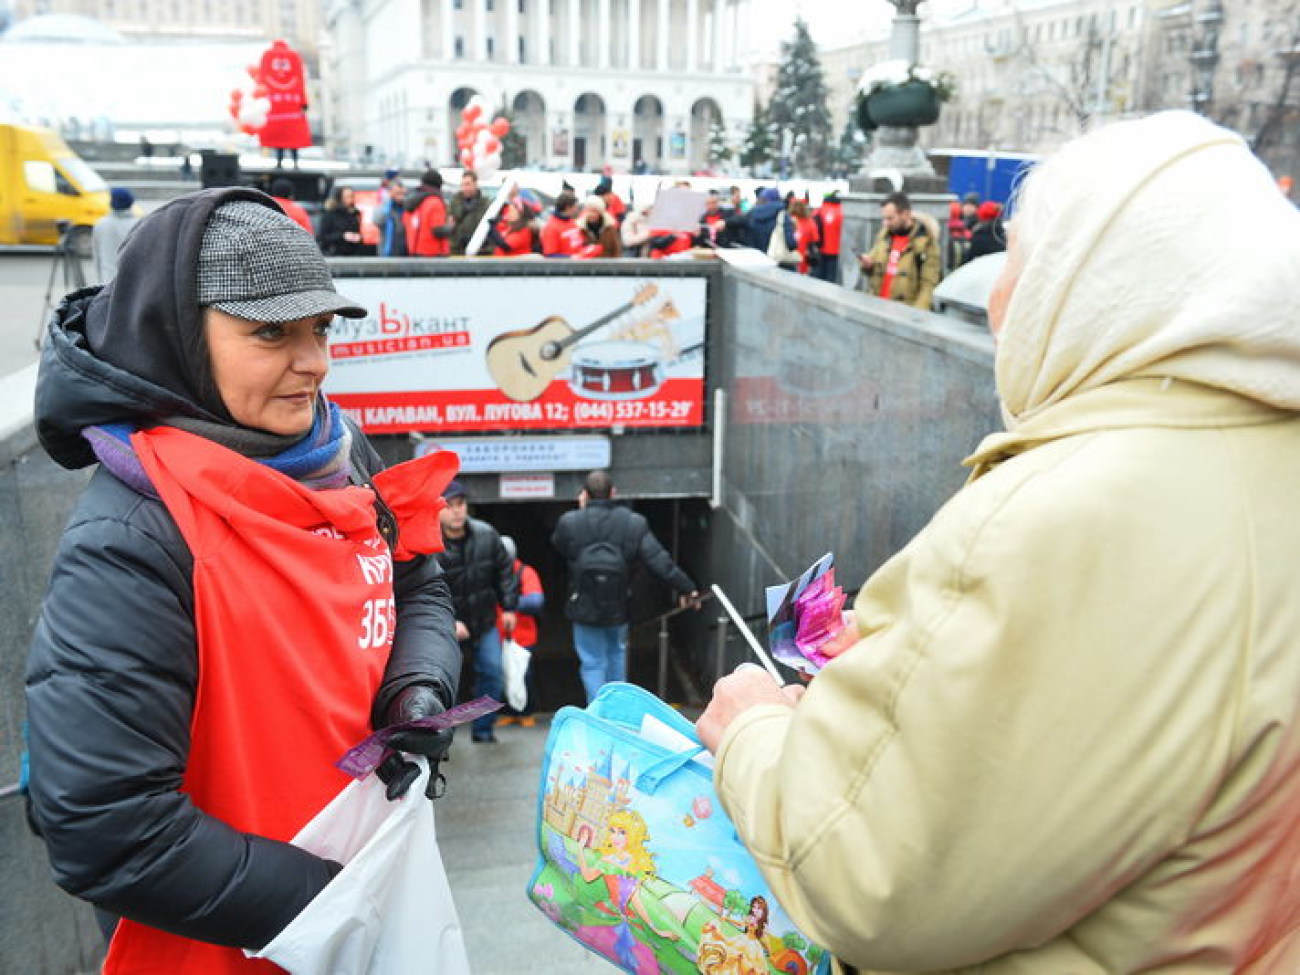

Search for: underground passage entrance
xmin=470 ymin=496 xmax=713 ymax=712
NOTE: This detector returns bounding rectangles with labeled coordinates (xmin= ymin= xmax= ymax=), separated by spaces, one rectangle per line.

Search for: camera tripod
xmin=34 ymin=221 xmax=89 ymax=349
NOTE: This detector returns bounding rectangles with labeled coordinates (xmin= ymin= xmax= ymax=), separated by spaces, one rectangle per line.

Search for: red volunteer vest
xmin=817 ymin=202 xmax=842 ymax=255
xmin=103 ymin=428 xmax=455 ymax=974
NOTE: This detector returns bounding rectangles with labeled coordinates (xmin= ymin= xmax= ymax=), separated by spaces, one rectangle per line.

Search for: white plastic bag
xmin=502 ymin=638 xmax=531 ymax=712
xmin=248 ymin=759 xmax=471 ymax=975
xmin=766 ymin=211 xmax=797 ymax=265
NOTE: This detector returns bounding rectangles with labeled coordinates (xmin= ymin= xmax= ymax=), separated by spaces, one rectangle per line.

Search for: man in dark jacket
xmin=436 ymin=479 xmax=519 ymax=741
xmin=448 ymin=171 xmax=491 ymax=256
xmin=551 ymin=470 xmax=699 ymax=703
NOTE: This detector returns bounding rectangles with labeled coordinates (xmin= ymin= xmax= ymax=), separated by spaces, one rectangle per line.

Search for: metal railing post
xmin=714 ymin=614 xmax=729 ymax=684
xmin=657 ymin=614 xmax=670 ymax=700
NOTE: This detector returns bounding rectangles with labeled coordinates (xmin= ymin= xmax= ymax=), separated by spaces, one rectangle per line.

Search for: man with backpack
xmin=552 ymin=470 xmax=700 ymax=703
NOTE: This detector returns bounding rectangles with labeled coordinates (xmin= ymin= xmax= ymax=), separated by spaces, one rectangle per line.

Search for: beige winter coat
xmin=714 ymin=112 xmax=1300 ymax=974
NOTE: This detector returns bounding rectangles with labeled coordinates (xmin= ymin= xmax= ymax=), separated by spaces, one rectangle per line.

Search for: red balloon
xmin=483 ymin=136 xmax=501 ymax=156
xmin=459 ymin=147 xmax=475 ymax=167
xmin=489 ymin=117 xmax=510 ymax=137
xmin=456 ymin=123 xmax=471 ymax=143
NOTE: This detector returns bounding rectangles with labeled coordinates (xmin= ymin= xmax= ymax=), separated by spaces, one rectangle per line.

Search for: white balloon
xmin=477 ymin=151 xmax=502 ymax=179
xmin=239 ymin=95 xmax=270 ymax=130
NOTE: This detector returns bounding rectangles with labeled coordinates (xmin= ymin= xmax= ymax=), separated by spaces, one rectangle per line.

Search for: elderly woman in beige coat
xmin=697 ymin=111 xmax=1300 ymax=974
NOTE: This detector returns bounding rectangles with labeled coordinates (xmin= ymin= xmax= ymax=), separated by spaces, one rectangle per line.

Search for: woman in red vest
xmin=403 ymin=169 xmax=451 ymax=256
xmin=489 ymin=198 xmax=542 ymax=256
xmin=25 ymin=187 xmax=463 ymax=973
xmin=541 ymin=191 xmax=586 ymax=257
xmin=789 ymin=198 xmax=821 ymax=276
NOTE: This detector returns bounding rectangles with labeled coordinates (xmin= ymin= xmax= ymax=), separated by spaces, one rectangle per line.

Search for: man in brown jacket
xmin=857 ymin=191 xmax=942 ymax=309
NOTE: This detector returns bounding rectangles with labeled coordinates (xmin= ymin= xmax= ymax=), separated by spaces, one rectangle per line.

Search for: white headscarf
xmin=996 ymin=111 xmax=1300 ymax=428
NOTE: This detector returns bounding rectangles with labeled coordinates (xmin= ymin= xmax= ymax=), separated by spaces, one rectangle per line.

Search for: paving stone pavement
xmin=438 ymin=715 xmax=611 ymax=974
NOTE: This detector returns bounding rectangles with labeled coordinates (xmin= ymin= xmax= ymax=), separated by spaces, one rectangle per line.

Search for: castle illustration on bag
xmin=531 ymin=741 xmax=828 ymax=975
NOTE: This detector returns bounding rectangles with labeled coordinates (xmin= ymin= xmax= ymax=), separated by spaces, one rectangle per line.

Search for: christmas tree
xmin=767 ymin=18 xmax=834 ymax=177
xmin=707 ymin=116 xmax=732 ymax=170
xmin=740 ymin=99 xmax=775 ymax=176
xmin=834 ymin=115 xmax=868 ymax=178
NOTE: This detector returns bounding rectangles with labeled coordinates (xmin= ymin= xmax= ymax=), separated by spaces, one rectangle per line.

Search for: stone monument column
xmin=857 ymin=0 xmax=937 ymax=181
xmin=843 ymin=0 xmax=952 ymax=288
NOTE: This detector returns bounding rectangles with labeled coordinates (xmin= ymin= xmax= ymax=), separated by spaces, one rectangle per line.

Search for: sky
xmin=749 ymin=0 xmax=971 ymax=57
xmin=747 ymin=0 xmax=883 ymax=56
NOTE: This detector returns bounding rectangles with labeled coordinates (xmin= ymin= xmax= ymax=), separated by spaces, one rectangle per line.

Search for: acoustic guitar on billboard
xmin=486 ymin=284 xmax=659 ymax=402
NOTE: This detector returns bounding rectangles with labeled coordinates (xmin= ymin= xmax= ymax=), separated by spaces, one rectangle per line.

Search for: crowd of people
xmin=255 ymin=164 xmax=1010 ymax=319
xmin=290 ymin=166 xmax=863 ymax=272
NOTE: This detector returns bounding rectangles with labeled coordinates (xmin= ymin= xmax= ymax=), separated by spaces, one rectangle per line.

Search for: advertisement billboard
xmin=325 ymin=275 xmax=708 ymax=434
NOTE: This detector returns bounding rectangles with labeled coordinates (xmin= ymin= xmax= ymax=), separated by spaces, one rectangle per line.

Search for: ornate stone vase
xmin=861 ymin=80 xmax=941 ymax=130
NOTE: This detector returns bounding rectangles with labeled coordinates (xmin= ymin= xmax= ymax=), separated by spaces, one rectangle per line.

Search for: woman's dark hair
xmin=327 ymin=184 xmax=353 ymax=210
xmin=504 ymin=198 xmax=534 ymax=231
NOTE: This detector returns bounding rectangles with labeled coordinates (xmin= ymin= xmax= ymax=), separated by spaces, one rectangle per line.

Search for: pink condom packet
xmin=793 ymin=569 xmax=848 ymax=669
xmin=336 ymin=696 xmax=503 ymax=779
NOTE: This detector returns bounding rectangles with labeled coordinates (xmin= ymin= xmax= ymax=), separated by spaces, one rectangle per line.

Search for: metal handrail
xmin=0 ymin=782 xmax=23 ymax=802
xmin=630 ymin=590 xmax=716 ymax=700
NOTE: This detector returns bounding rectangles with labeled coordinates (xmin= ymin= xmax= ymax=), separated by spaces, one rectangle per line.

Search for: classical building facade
xmin=5 ymin=0 xmax=321 ymax=62
xmin=321 ymin=0 xmax=755 ymax=172
xmin=820 ymin=0 xmax=1299 ymax=179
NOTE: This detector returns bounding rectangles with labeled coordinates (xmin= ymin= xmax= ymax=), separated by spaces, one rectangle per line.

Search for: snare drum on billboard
xmin=568 ymin=341 xmax=664 ymax=400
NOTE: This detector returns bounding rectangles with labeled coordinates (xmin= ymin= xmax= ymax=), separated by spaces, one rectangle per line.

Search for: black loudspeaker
xmin=199 ymin=151 xmax=241 ymax=188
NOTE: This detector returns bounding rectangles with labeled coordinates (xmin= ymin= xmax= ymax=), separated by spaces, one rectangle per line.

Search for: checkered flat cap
xmin=197 ymin=200 xmax=366 ymax=322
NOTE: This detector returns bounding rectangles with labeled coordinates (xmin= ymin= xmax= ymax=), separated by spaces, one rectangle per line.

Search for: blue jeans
xmin=469 ymin=627 xmax=503 ymax=737
xmin=572 ymin=623 xmax=629 ymax=703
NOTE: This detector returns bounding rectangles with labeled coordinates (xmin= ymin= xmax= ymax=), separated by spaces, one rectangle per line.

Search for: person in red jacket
xmin=541 ymin=191 xmax=586 ymax=257
xmin=593 ymin=175 xmax=627 ymax=225
xmin=496 ymin=536 xmax=545 ymax=727
xmin=790 ymin=197 xmax=821 ymax=275
xmin=814 ymin=190 xmax=844 ymax=283
xmin=403 ymin=169 xmax=451 ymax=257
xmin=489 ymin=199 xmax=541 ymax=256
xmin=946 ymin=199 xmax=973 ymax=269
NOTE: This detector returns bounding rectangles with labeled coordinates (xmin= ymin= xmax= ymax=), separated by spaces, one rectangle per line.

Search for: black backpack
xmin=568 ymin=514 xmax=633 ymax=624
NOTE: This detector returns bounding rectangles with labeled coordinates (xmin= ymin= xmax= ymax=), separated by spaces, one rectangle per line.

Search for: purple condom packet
xmin=794 ymin=570 xmax=847 ymax=668
xmin=336 ymin=696 xmax=503 ymax=779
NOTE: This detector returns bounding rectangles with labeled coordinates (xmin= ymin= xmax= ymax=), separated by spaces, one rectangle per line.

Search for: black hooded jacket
xmin=25 ymin=187 xmax=461 ymax=950
xmin=436 ymin=515 xmax=520 ymax=641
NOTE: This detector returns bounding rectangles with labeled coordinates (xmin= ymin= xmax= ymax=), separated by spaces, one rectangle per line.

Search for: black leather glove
xmin=376 ymin=683 xmax=453 ymax=801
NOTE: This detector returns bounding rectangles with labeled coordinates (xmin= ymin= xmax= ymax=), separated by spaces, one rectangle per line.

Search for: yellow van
xmin=0 ymin=124 xmax=110 ymax=249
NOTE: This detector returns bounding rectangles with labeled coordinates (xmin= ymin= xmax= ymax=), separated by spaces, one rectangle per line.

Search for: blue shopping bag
xmin=528 ymin=683 xmax=831 ymax=975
